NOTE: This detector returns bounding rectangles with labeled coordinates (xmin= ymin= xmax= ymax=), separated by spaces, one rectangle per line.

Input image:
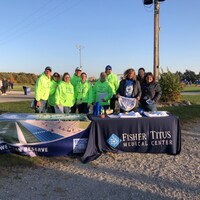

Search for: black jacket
xmin=141 ymin=81 xmax=162 ymax=103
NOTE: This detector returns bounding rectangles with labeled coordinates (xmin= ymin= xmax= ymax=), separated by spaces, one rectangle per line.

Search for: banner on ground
xmin=0 ymin=113 xmax=90 ymax=157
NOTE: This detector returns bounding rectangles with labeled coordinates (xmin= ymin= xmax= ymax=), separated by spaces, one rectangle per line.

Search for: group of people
xmin=118 ymin=67 xmax=162 ymax=112
xmin=34 ymin=65 xmax=162 ymax=114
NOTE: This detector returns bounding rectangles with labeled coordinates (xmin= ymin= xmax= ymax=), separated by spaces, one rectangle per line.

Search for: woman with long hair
xmin=117 ymin=68 xmax=142 ymax=112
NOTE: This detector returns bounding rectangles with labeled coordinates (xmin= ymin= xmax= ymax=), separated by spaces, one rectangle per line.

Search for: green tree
xmin=159 ymin=69 xmax=182 ymax=102
xmin=175 ymin=71 xmax=183 ymax=81
xmin=182 ymin=70 xmax=197 ymax=83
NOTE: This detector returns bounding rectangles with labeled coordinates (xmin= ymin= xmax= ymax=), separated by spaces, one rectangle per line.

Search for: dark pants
xmin=2 ymin=86 xmax=7 ymax=94
xmin=49 ymin=105 xmax=55 ymax=113
xmin=77 ymin=103 xmax=89 ymax=114
xmin=110 ymin=95 xmax=117 ymax=110
xmin=71 ymin=104 xmax=77 ymax=113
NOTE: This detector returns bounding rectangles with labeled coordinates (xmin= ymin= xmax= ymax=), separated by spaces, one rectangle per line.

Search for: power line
xmin=0 ymin=0 xmax=68 ymax=43
xmin=0 ymin=0 xmax=53 ymax=38
xmin=0 ymin=0 xmax=83 ymax=46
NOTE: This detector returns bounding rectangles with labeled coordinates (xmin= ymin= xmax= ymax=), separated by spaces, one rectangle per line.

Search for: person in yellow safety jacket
xmin=70 ymin=67 xmax=82 ymax=113
xmin=48 ymin=72 xmax=61 ymax=113
xmin=105 ymin=65 xmax=119 ymax=112
xmin=34 ymin=66 xmax=52 ymax=113
xmin=75 ymin=72 xmax=93 ymax=114
xmin=93 ymin=72 xmax=113 ymax=112
xmin=55 ymin=72 xmax=75 ymax=114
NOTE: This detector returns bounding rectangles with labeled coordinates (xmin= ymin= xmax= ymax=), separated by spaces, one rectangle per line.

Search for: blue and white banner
xmin=0 ymin=113 xmax=90 ymax=156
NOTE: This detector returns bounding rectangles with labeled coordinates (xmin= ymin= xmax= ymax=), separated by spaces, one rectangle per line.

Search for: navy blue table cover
xmin=82 ymin=114 xmax=181 ymax=163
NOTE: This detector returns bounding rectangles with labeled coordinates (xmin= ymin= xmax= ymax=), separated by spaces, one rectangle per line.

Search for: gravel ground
xmin=0 ymin=120 xmax=199 ymax=200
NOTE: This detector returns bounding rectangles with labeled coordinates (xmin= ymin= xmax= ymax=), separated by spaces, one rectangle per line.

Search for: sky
xmin=0 ymin=0 xmax=199 ymax=78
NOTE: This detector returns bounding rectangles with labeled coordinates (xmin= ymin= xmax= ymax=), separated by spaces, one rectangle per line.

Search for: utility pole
xmin=154 ymin=0 xmax=160 ymax=81
xmin=76 ymin=45 xmax=84 ymax=68
xmin=144 ymin=0 xmax=165 ymax=81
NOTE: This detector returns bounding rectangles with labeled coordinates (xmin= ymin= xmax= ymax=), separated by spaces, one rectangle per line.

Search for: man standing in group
xmin=34 ymin=66 xmax=52 ymax=113
xmin=70 ymin=67 xmax=82 ymax=113
xmin=105 ymin=65 xmax=119 ymax=112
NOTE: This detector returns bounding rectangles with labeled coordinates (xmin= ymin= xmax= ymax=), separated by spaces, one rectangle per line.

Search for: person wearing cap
xmin=48 ymin=72 xmax=61 ymax=113
xmin=74 ymin=72 xmax=93 ymax=114
xmin=105 ymin=65 xmax=119 ymax=112
xmin=70 ymin=67 xmax=82 ymax=113
xmin=93 ymin=72 xmax=113 ymax=113
xmin=55 ymin=72 xmax=75 ymax=114
xmin=34 ymin=66 xmax=52 ymax=113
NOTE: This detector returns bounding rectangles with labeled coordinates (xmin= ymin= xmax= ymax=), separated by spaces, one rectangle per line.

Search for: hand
xmin=36 ymin=101 xmax=41 ymax=108
xmin=136 ymin=96 xmax=141 ymax=101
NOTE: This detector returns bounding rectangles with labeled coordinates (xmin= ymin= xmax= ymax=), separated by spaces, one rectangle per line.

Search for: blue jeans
xmin=35 ymin=100 xmax=48 ymax=113
xmin=63 ymin=106 xmax=71 ymax=114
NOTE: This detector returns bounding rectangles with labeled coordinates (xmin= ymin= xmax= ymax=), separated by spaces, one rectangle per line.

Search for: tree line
xmin=0 ymin=72 xmax=38 ymax=85
xmin=175 ymin=70 xmax=200 ymax=83
xmin=0 ymin=69 xmax=199 ymax=87
xmin=0 ymin=72 xmax=98 ymax=85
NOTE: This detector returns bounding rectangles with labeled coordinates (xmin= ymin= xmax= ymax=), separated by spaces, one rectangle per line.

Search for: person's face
xmin=64 ymin=75 xmax=70 ymax=83
xmin=53 ymin=74 xmax=60 ymax=82
xmin=100 ymin=73 xmax=106 ymax=82
xmin=146 ymin=75 xmax=153 ymax=84
xmin=81 ymin=74 xmax=87 ymax=82
xmin=128 ymin=70 xmax=135 ymax=79
xmin=76 ymin=70 xmax=82 ymax=77
xmin=45 ymin=69 xmax=51 ymax=78
xmin=105 ymin=68 xmax=111 ymax=75
xmin=138 ymin=69 xmax=145 ymax=78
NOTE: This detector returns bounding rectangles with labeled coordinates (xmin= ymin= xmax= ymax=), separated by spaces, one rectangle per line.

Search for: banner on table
xmin=0 ymin=113 xmax=91 ymax=156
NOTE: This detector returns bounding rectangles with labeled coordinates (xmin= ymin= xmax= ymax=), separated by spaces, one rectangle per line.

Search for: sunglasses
xmin=106 ymin=68 xmax=111 ymax=70
xmin=54 ymin=75 xmax=59 ymax=77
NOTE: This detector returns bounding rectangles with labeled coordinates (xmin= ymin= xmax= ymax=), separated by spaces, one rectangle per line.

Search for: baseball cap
xmin=45 ymin=66 xmax=52 ymax=72
xmin=75 ymin=67 xmax=82 ymax=71
xmin=105 ymin=65 xmax=112 ymax=70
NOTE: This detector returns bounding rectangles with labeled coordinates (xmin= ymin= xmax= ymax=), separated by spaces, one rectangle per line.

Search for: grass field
xmin=0 ymin=101 xmax=34 ymax=114
xmin=9 ymin=83 xmax=200 ymax=92
xmin=182 ymin=85 xmax=200 ymax=92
